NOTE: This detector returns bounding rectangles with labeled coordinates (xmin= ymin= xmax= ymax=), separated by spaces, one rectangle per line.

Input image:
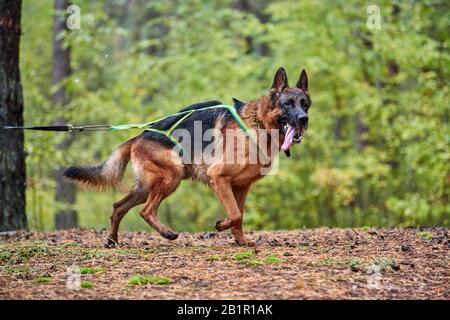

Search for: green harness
xmin=110 ymin=104 xmax=261 ymax=156
xmin=0 ymin=103 xmax=267 ymax=159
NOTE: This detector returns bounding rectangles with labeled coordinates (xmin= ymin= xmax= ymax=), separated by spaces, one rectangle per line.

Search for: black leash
xmin=0 ymin=124 xmax=113 ymax=132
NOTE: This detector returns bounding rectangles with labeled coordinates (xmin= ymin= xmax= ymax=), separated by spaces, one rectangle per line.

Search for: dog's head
xmin=269 ymin=67 xmax=311 ymax=153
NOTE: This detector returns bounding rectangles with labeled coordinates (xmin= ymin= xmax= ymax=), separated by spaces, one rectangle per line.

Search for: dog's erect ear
xmin=271 ymin=67 xmax=288 ymax=93
xmin=232 ymin=97 xmax=246 ymax=109
xmin=297 ymin=69 xmax=308 ymax=91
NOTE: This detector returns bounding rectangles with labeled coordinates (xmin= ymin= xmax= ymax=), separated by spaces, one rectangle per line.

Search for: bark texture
xmin=0 ymin=0 xmax=28 ymax=231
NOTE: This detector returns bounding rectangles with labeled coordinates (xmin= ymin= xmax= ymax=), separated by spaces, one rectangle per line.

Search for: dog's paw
xmin=215 ymin=220 xmax=226 ymax=232
xmin=104 ymin=237 xmax=118 ymax=248
xmin=235 ymin=239 xmax=256 ymax=247
xmin=161 ymin=230 xmax=178 ymax=241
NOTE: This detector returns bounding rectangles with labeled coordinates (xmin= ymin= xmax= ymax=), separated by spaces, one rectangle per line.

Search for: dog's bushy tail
xmin=64 ymin=139 xmax=134 ymax=189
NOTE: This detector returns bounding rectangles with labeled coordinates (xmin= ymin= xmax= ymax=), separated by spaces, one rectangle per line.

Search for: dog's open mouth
xmin=280 ymin=122 xmax=304 ymax=152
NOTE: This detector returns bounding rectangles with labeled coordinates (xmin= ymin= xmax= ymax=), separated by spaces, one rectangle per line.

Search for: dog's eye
xmin=301 ymin=99 xmax=309 ymax=110
xmin=284 ymin=99 xmax=295 ymax=108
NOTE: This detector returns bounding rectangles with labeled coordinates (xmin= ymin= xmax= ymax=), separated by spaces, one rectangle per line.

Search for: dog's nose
xmin=297 ymin=114 xmax=308 ymax=127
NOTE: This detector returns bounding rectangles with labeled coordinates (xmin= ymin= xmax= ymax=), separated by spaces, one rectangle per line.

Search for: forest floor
xmin=0 ymin=227 xmax=448 ymax=300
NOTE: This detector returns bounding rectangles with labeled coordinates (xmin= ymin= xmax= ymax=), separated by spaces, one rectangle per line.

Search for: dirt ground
xmin=0 ymin=227 xmax=448 ymax=300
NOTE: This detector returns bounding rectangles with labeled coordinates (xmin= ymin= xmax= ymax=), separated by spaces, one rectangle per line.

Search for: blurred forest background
xmin=20 ymin=0 xmax=449 ymax=231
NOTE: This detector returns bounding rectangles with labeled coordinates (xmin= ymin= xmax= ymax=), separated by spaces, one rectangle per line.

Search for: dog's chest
xmin=185 ymin=162 xmax=266 ymax=186
xmin=230 ymin=164 xmax=267 ymax=185
xmin=192 ymin=164 xmax=210 ymax=183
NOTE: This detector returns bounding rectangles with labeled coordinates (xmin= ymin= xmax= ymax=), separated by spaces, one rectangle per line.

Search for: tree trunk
xmin=53 ymin=0 xmax=77 ymax=229
xmin=234 ymin=0 xmax=270 ymax=56
xmin=0 ymin=0 xmax=28 ymax=231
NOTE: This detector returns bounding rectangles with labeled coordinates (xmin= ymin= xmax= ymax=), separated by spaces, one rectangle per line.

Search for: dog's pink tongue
xmin=281 ymin=125 xmax=295 ymax=151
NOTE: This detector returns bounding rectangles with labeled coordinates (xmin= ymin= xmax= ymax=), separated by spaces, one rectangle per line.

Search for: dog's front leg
xmin=231 ymin=184 xmax=254 ymax=246
xmin=209 ymin=176 xmax=243 ymax=232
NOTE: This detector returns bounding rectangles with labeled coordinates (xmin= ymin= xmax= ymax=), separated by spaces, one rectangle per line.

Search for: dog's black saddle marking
xmin=141 ymin=99 xmax=247 ymax=151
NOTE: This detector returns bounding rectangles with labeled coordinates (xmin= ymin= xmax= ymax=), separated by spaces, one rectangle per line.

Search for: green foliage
xmin=370 ymin=257 xmax=398 ymax=272
xmin=265 ymin=255 xmax=283 ymax=264
xmin=128 ymin=274 xmax=172 ymax=285
xmin=1 ymin=242 xmax=53 ymax=264
xmin=234 ymin=251 xmax=254 ymax=261
xmin=348 ymin=258 xmax=364 ymax=269
xmin=233 ymin=251 xmax=265 ymax=267
xmin=79 ymin=267 xmax=103 ymax=274
xmin=245 ymin=259 xmax=264 ymax=267
xmin=80 ymin=281 xmax=95 ymax=288
xmin=6 ymin=265 xmax=33 ymax=275
xmin=21 ymin=0 xmax=449 ymax=231
xmin=416 ymin=231 xmax=433 ymax=240
xmin=208 ymin=255 xmax=221 ymax=261
xmin=35 ymin=277 xmax=52 ymax=284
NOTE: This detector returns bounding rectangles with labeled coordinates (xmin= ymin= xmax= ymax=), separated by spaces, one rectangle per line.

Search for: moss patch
xmin=80 ymin=281 xmax=95 ymax=288
xmin=79 ymin=267 xmax=104 ymax=274
xmin=208 ymin=255 xmax=221 ymax=261
xmin=35 ymin=277 xmax=51 ymax=284
xmin=416 ymin=231 xmax=432 ymax=240
xmin=128 ymin=274 xmax=172 ymax=286
xmin=265 ymin=256 xmax=283 ymax=264
xmin=234 ymin=251 xmax=254 ymax=261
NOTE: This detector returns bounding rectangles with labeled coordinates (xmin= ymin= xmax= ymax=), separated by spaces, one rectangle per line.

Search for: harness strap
xmin=222 ymin=104 xmax=268 ymax=161
xmin=1 ymin=103 xmax=268 ymax=160
xmin=166 ymin=110 xmax=195 ymax=137
xmin=146 ymin=128 xmax=184 ymax=151
xmin=149 ymin=104 xmax=266 ymax=160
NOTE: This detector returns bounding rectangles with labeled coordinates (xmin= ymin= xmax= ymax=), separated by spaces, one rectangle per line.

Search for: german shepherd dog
xmin=64 ymin=68 xmax=311 ymax=247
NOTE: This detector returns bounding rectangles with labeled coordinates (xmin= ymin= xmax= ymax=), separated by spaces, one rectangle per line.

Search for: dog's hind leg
xmin=231 ymin=184 xmax=253 ymax=246
xmin=105 ymin=188 xmax=148 ymax=248
xmin=131 ymin=138 xmax=184 ymax=240
xmin=139 ymin=173 xmax=180 ymax=240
